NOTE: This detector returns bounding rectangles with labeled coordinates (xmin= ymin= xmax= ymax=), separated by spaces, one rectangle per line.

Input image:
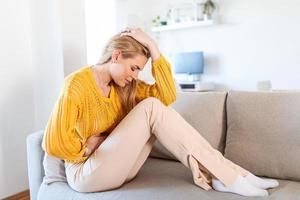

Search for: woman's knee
xmin=137 ymin=97 xmax=165 ymax=110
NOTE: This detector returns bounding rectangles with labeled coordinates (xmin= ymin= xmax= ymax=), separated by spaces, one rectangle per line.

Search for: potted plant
xmin=152 ymin=15 xmax=161 ymax=27
xmin=201 ymin=0 xmax=216 ymax=20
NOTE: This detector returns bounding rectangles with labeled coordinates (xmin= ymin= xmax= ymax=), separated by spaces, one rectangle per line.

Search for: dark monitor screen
xmin=173 ymin=51 xmax=204 ymax=74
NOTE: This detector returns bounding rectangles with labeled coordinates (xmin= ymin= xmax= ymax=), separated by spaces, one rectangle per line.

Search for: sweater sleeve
xmin=42 ymin=85 xmax=88 ymax=164
xmin=136 ymin=54 xmax=177 ymax=106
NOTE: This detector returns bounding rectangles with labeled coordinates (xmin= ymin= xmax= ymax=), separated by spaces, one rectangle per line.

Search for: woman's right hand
xmin=120 ymin=27 xmax=160 ymax=61
xmin=83 ymin=133 xmax=109 ymax=157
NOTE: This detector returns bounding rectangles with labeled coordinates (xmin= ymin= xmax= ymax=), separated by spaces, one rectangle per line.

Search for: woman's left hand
xmin=120 ymin=27 xmax=160 ymax=61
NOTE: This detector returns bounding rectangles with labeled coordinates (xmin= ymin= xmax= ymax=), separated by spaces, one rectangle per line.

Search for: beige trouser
xmin=65 ymin=97 xmax=250 ymax=193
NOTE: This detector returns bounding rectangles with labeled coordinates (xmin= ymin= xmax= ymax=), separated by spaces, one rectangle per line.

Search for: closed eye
xmin=135 ymin=65 xmax=142 ymax=71
xmin=131 ymin=66 xmax=136 ymax=71
xmin=131 ymin=65 xmax=140 ymax=71
xmin=132 ymin=65 xmax=142 ymax=71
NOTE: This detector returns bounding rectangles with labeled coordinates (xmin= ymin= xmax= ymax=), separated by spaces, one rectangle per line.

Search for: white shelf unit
xmin=151 ymin=19 xmax=215 ymax=32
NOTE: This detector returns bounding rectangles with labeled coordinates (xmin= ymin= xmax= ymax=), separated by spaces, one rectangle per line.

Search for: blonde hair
xmin=96 ymin=33 xmax=151 ymax=117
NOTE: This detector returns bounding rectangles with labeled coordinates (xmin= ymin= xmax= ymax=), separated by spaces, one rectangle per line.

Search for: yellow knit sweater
xmin=42 ymin=54 xmax=177 ymax=163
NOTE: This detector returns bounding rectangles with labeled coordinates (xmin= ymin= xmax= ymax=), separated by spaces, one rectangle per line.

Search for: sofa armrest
xmin=26 ymin=130 xmax=45 ymax=200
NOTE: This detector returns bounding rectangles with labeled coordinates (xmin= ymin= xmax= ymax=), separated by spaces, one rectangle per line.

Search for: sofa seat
xmin=38 ymin=157 xmax=300 ymax=200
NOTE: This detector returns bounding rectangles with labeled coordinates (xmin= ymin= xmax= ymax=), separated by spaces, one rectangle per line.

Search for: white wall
xmin=61 ymin=0 xmax=88 ymax=75
xmin=115 ymin=0 xmax=300 ymax=91
xmin=61 ymin=0 xmax=118 ymax=75
xmin=0 ymin=0 xmax=35 ymax=198
xmin=0 ymin=0 xmax=64 ymax=198
xmin=29 ymin=0 xmax=65 ymax=130
xmin=85 ymin=0 xmax=117 ymax=66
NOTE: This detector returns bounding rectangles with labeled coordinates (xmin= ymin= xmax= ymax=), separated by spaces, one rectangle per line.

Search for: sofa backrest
xmin=149 ymin=91 xmax=228 ymax=160
xmin=224 ymin=90 xmax=300 ymax=181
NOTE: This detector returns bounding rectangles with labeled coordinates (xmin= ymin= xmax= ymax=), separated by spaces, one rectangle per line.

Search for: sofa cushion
xmin=42 ymin=153 xmax=67 ymax=184
xmin=38 ymin=157 xmax=300 ymax=200
xmin=225 ymin=91 xmax=300 ymax=181
xmin=150 ymin=91 xmax=228 ymax=160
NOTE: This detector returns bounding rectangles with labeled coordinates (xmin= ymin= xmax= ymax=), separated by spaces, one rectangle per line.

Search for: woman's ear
xmin=111 ymin=50 xmax=122 ymax=63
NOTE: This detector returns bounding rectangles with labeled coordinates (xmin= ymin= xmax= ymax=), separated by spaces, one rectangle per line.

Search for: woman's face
xmin=110 ymin=50 xmax=148 ymax=87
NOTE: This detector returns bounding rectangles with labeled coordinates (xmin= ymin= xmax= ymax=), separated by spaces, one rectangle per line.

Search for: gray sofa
xmin=27 ymin=91 xmax=300 ymax=200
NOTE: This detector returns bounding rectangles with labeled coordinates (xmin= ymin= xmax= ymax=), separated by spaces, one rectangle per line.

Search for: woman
xmin=42 ymin=28 xmax=278 ymax=196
